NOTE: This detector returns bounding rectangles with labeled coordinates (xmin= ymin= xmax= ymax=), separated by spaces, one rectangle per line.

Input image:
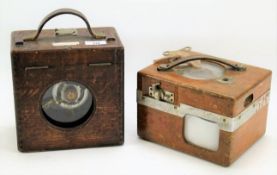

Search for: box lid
xmin=138 ymin=50 xmax=272 ymax=116
xmin=11 ymin=27 xmax=123 ymax=53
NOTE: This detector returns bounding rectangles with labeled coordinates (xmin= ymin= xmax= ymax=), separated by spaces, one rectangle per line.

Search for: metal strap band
xmin=137 ymin=90 xmax=270 ymax=132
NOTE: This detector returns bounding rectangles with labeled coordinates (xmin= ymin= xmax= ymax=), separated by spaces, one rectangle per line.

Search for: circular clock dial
xmin=41 ymin=81 xmax=95 ymax=128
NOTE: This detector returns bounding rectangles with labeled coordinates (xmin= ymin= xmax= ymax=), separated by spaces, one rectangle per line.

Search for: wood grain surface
xmin=137 ymin=50 xmax=271 ymax=166
xmin=11 ymin=27 xmax=124 ymax=152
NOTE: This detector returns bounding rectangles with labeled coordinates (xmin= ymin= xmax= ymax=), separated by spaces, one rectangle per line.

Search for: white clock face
xmin=41 ymin=81 xmax=95 ymax=127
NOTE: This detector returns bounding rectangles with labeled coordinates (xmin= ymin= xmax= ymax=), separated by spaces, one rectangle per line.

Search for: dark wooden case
xmin=137 ymin=48 xmax=271 ymax=166
xmin=11 ymin=9 xmax=124 ymax=152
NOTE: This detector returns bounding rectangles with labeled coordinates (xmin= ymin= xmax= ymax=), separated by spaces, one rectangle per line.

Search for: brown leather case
xmin=11 ymin=9 xmax=124 ymax=152
xmin=137 ymin=48 xmax=271 ymax=166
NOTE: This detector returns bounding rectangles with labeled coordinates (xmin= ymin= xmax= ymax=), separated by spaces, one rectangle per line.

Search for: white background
xmin=0 ymin=0 xmax=276 ymax=174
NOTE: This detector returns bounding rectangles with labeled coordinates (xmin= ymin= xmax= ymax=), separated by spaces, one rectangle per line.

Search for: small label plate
xmin=52 ymin=41 xmax=80 ymax=46
xmin=85 ymin=40 xmax=107 ymax=46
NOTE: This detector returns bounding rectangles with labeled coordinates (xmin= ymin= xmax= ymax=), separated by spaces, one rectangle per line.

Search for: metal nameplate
xmin=137 ymin=90 xmax=270 ymax=132
xmin=55 ymin=28 xmax=78 ymax=36
xmin=85 ymin=40 xmax=107 ymax=46
xmin=52 ymin=41 xmax=80 ymax=46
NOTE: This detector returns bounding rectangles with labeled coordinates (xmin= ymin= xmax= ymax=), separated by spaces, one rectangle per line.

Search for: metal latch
xmin=148 ymin=83 xmax=174 ymax=103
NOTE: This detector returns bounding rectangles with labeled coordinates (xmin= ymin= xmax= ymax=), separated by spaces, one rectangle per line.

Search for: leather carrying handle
xmin=157 ymin=55 xmax=247 ymax=71
xmin=23 ymin=8 xmax=105 ymax=41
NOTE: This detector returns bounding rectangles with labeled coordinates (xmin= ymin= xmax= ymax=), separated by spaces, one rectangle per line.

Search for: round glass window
xmin=173 ymin=61 xmax=225 ymax=80
xmin=41 ymin=81 xmax=95 ymax=128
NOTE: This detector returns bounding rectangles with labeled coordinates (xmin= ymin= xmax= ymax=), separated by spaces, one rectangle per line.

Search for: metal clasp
xmin=148 ymin=83 xmax=174 ymax=104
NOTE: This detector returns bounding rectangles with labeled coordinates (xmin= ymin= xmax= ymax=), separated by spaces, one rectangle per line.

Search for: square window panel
xmin=184 ymin=114 xmax=220 ymax=151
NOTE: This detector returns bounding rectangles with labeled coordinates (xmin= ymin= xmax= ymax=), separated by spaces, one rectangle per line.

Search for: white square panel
xmin=184 ymin=114 xmax=220 ymax=151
